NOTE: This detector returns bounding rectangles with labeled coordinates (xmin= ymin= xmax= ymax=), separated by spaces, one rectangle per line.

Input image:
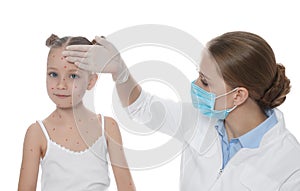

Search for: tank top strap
xmin=100 ymin=114 xmax=105 ymax=133
xmin=37 ymin=120 xmax=51 ymax=141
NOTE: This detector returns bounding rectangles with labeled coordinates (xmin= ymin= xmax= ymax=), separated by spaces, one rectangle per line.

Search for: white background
xmin=1 ymin=0 xmax=299 ymax=190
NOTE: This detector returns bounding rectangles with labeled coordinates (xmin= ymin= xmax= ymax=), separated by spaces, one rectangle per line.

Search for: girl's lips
xmin=54 ymin=94 xmax=71 ymax=98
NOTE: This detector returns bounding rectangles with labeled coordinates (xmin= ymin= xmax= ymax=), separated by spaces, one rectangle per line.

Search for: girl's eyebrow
xmin=47 ymin=66 xmax=58 ymax=70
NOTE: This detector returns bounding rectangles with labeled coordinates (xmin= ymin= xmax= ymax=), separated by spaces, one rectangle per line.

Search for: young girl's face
xmin=46 ymin=47 xmax=97 ymax=109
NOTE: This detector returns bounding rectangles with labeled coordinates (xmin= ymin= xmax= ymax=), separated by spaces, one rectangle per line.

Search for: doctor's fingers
xmin=63 ymin=50 xmax=88 ymax=58
xmin=65 ymin=56 xmax=88 ymax=65
xmin=74 ymin=62 xmax=93 ymax=72
xmin=65 ymin=44 xmax=93 ymax=52
xmin=94 ymin=36 xmax=118 ymax=53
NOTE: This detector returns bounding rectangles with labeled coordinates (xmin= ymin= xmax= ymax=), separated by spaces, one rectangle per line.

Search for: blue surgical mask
xmin=191 ymin=81 xmax=238 ymax=120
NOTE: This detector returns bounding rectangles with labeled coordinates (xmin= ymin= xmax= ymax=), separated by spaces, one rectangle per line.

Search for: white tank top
xmin=37 ymin=115 xmax=110 ymax=191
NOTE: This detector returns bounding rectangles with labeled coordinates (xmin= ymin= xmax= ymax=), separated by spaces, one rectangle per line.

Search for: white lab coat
xmin=127 ymin=91 xmax=300 ymax=190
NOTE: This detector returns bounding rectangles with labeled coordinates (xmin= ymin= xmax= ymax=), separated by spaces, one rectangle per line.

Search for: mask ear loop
xmin=215 ymin=87 xmax=239 ymax=99
xmin=215 ymin=87 xmax=239 ymax=112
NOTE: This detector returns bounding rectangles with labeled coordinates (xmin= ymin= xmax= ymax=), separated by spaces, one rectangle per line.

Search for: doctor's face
xmin=194 ymin=50 xmax=235 ymax=111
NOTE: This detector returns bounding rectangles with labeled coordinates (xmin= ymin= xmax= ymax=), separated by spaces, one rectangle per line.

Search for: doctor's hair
xmin=45 ymin=34 xmax=98 ymax=48
xmin=207 ymin=31 xmax=290 ymax=110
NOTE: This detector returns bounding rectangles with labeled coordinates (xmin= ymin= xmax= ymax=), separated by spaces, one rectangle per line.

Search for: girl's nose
xmin=56 ymin=78 xmax=67 ymax=90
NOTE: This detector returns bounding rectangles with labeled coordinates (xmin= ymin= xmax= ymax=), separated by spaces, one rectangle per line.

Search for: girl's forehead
xmin=47 ymin=48 xmax=79 ymax=70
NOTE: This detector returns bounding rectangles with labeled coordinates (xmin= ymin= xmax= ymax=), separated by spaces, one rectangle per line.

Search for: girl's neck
xmin=53 ymin=102 xmax=90 ymax=124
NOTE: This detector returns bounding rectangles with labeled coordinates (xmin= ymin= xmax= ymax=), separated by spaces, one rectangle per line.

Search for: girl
xmin=63 ymin=31 xmax=300 ymax=190
xmin=18 ymin=34 xmax=135 ymax=191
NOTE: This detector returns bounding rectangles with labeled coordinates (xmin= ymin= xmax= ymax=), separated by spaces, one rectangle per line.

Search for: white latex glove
xmin=62 ymin=36 xmax=129 ymax=84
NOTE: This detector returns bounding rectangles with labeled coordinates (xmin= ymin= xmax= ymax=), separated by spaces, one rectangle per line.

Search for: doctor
xmin=63 ymin=31 xmax=300 ymax=190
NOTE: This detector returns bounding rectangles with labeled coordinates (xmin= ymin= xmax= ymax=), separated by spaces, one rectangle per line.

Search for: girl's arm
xmin=18 ymin=123 xmax=44 ymax=191
xmin=105 ymin=117 xmax=136 ymax=191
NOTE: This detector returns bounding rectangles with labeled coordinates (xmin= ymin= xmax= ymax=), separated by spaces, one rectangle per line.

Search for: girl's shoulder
xmin=101 ymin=116 xmax=122 ymax=142
xmin=23 ymin=122 xmax=47 ymax=155
xmin=25 ymin=122 xmax=45 ymax=140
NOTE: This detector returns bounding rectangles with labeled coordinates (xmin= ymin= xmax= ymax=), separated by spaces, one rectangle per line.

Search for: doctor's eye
xmin=48 ymin=72 xmax=58 ymax=78
xmin=70 ymin=74 xmax=80 ymax=79
xmin=198 ymin=74 xmax=208 ymax=86
xmin=201 ymin=79 xmax=208 ymax=86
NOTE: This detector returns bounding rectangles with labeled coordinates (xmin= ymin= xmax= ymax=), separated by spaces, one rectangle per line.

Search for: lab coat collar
xmin=192 ymin=108 xmax=287 ymax=157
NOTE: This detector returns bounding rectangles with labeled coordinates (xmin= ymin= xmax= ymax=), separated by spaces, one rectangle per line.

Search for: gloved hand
xmin=62 ymin=36 xmax=129 ymax=84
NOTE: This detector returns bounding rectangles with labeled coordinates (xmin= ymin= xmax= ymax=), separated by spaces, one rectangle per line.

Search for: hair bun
xmin=258 ymin=64 xmax=291 ymax=109
xmin=46 ymin=34 xmax=59 ymax=47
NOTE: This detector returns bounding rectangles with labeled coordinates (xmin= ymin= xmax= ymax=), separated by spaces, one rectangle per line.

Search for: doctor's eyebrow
xmin=199 ymin=71 xmax=211 ymax=80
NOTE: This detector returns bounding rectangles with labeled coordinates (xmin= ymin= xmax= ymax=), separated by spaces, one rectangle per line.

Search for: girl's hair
xmin=207 ymin=31 xmax=290 ymax=110
xmin=46 ymin=34 xmax=98 ymax=48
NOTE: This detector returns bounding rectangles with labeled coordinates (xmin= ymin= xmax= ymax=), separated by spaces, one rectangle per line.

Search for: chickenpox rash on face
xmin=64 ymin=65 xmax=67 ymax=69
xmin=61 ymin=57 xmax=64 ymax=60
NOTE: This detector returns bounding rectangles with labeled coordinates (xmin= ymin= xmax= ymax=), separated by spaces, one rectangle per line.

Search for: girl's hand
xmin=63 ymin=36 xmax=129 ymax=83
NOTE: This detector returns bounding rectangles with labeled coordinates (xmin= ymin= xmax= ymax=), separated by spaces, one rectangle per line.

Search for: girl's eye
xmin=70 ymin=74 xmax=80 ymax=79
xmin=48 ymin=72 xmax=58 ymax=78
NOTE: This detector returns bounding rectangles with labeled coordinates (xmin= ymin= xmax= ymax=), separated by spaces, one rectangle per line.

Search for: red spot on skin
xmin=51 ymin=87 xmax=54 ymax=90
xmin=69 ymin=102 xmax=72 ymax=105
xmin=129 ymin=182 xmax=132 ymax=186
xmin=76 ymin=141 xmax=80 ymax=144
xmin=59 ymin=114 xmax=62 ymax=119
xmin=63 ymin=78 xmax=66 ymax=81
xmin=64 ymin=65 xmax=67 ymax=69
xmin=69 ymin=127 xmax=73 ymax=130
xmin=65 ymin=138 xmax=68 ymax=141
xmin=112 ymin=121 xmax=116 ymax=126
xmin=30 ymin=149 xmax=33 ymax=152
xmin=79 ymin=119 xmax=82 ymax=122
xmin=52 ymin=114 xmax=55 ymax=118
xmin=53 ymin=128 xmax=56 ymax=131
xmin=61 ymin=57 xmax=64 ymax=60
xmin=74 ymin=86 xmax=77 ymax=89
xmin=52 ymin=55 xmax=55 ymax=58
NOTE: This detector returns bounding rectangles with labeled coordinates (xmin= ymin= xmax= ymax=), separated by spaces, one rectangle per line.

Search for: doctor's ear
xmin=87 ymin=73 xmax=98 ymax=90
xmin=233 ymin=87 xmax=249 ymax=106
